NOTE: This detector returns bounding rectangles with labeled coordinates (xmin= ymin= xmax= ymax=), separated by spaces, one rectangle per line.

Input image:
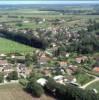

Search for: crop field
xmin=0 ymin=15 xmax=99 ymax=29
xmin=0 ymin=8 xmax=99 ymax=29
xmin=0 ymin=83 xmax=55 ymax=100
xmin=0 ymin=37 xmax=35 ymax=53
xmin=0 ymin=9 xmax=99 ymax=53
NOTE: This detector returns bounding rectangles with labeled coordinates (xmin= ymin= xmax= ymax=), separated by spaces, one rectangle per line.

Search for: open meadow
xmin=0 ymin=37 xmax=35 ymax=53
xmin=0 ymin=8 xmax=99 ymax=29
xmin=0 ymin=83 xmax=55 ymax=100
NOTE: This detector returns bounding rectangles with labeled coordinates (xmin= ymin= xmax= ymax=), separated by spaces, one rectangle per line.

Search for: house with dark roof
xmin=0 ymin=60 xmax=13 ymax=73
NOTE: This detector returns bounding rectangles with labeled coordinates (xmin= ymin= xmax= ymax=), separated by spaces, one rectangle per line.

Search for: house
xmin=53 ymin=75 xmax=64 ymax=80
xmin=0 ymin=60 xmax=8 ymax=67
xmin=0 ymin=54 xmax=6 ymax=57
xmin=23 ymin=20 xmax=29 ymax=23
xmin=37 ymin=78 xmax=47 ymax=86
xmin=53 ymin=75 xmax=77 ymax=85
xmin=64 ymin=76 xmax=77 ymax=83
xmin=76 ymin=56 xmax=88 ymax=63
xmin=59 ymin=61 xmax=68 ymax=67
xmin=2 ymin=66 xmax=13 ymax=73
xmin=66 ymin=69 xmax=74 ymax=75
xmin=38 ymin=53 xmax=51 ymax=65
xmin=15 ymin=56 xmax=25 ymax=63
xmin=60 ymin=69 xmax=65 ymax=74
xmin=0 ymin=54 xmax=6 ymax=60
xmin=11 ymin=55 xmax=15 ymax=59
xmin=66 ymin=65 xmax=78 ymax=75
xmin=76 ymin=57 xmax=82 ymax=63
xmin=17 ymin=64 xmax=26 ymax=73
xmin=0 ymin=60 xmax=13 ymax=73
xmin=53 ymin=75 xmax=64 ymax=84
xmin=45 ymin=50 xmax=53 ymax=57
xmin=93 ymin=67 xmax=99 ymax=72
xmin=38 ymin=21 xmax=43 ymax=24
xmin=17 ymin=63 xmax=31 ymax=78
xmin=41 ymin=69 xmax=52 ymax=77
xmin=17 ymin=64 xmax=27 ymax=77
xmin=65 ymin=53 xmax=70 ymax=58
xmin=50 ymin=43 xmax=57 ymax=48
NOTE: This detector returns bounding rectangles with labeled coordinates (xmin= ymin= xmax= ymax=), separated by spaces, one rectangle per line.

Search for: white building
xmin=37 ymin=78 xmax=47 ymax=86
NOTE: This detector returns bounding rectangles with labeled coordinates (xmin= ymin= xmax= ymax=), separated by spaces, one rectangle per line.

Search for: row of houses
xmin=37 ymin=74 xmax=79 ymax=87
xmin=0 ymin=53 xmax=30 ymax=79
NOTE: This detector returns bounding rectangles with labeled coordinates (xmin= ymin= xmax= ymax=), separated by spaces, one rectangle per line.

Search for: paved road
xmin=80 ymin=68 xmax=99 ymax=89
xmin=81 ymin=78 xmax=99 ymax=89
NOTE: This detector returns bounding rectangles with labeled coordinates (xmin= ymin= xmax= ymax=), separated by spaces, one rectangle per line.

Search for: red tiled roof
xmin=59 ymin=61 xmax=68 ymax=66
xmin=0 ymin=60 xmax=8 ymax=65
xmin=93 ymin=67 xmax=99 ymax=72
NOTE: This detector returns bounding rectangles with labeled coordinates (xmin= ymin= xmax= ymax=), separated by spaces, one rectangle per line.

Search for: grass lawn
xmin=86 ymin=81 xmax=99 ymax=92
xmin=75 ymin=72 xmax=94 ymax=85
xmin=0 ymin=37 xmax=35 ymax=54
xmin=0 ymin=83 xmax=55 ymax=100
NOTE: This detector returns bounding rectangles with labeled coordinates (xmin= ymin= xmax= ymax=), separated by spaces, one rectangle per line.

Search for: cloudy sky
xmin=0 ymin=1 xmax=99 ymax=5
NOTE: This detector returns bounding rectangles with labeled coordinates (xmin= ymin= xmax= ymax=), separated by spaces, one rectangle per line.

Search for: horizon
xmin=0 ymin=1 xmax=99 ymax=5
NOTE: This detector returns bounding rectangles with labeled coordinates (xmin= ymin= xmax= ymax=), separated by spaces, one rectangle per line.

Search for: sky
xmin=0 ymin=1 xmax=99 ymax=5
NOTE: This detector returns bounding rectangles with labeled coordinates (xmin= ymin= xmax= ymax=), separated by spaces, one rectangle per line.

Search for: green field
xmin=75 ymin=72 xmax=94 ymax=85
xmin=0 ymin=8 xmax=99 ymax=30
xmin=0 ymin=83 xmax=55 ymax=100
xmin=86 ymin=81 xmax=99 ymax=92
xmin=0 ymin=37 xmax=35 ymax=53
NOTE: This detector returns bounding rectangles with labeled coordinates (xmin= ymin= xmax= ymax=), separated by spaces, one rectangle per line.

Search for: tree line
xmin=23 ymin=74 xmax=99 ymax=100
xmin=0 ymin=29 xmax=47 ymax=50
xmin=44 ymin=78 xmax=99 ymax=100
xmin=56 ymin=20 xmax=99 ymax=54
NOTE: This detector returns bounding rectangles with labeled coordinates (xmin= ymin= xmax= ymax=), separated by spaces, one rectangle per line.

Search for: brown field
xmin=0 ymin=83 xmax=55 ymax=100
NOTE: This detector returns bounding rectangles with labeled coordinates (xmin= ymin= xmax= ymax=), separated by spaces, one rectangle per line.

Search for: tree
xmin=46 ymin=78 xmax=56 ymax=91
xmin=26 ymin=79 xmax=44 ymax=97
xmin=74 ymin=29 xmax=99 ymax=54
xmin=44 ymin=78 xmax=99 ymax=100
xmin=27 ymin=69 xmax=42 ymax=82
xmin=25 ymin=53 xmax=33 ymax=67
xmin=0 ymin=73 xmax=4 ymax=83
xmin=6 ymin=71 xmax=18 ymax=81
xmin=32 ymin=53 xmax=37 ymax=64
xmin=44 ymin=78 xmax=57 ymax=95
xmin=16 ymin=23 xmax=22 ymax=27
xmin=27 ymin=70 xmax=37 ymax=81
